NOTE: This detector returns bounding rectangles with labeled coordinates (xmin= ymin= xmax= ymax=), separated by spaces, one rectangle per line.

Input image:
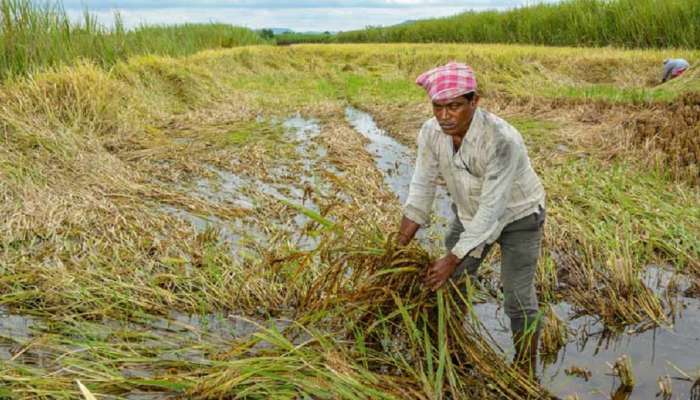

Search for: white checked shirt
xmin=403 ymin=108 xmax=545 ymax=259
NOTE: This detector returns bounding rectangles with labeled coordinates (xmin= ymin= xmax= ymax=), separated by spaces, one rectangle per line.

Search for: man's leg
xmin=498 ymin=208 xmax=545 ymax=377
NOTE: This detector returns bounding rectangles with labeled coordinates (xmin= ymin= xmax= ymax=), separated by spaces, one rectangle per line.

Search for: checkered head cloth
xmin=416 ymin=62 xmax=477 ymax=102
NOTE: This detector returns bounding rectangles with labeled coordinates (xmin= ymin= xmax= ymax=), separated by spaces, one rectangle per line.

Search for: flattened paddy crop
xmin=0 ymin=44 xmax=699 ymax=399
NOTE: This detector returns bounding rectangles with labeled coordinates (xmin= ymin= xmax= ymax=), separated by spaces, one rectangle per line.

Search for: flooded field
xmin=1 ymin=44 xmax=698 ymax=399
xmin=109 ymin=106 xmax=699 ymax=400
xmin=342 ymin=108 xmax=700 ymax=400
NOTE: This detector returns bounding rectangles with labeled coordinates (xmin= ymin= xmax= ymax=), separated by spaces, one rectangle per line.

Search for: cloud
xmin=66 ymin=5 xmax=479 ymax=31
xmin=64 ymin=0 xmax=527 ymax=11
xmin=62 ymin=1 xmax=553 ymax=31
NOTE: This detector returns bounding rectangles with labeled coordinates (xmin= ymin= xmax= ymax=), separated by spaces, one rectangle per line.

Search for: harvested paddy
xmin=1 ymin=44 xmax=699 ymax=399
xmin=345 ymin=106 xmax=700 ymax=399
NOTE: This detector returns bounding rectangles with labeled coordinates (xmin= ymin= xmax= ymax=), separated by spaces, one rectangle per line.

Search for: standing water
xmin=345 ymin=106 xmax=452 ymax=247
xmin=343 ymin=106 xmax=700 ymax=400
xmin=164 ymin=115 xmax=332 ymax=252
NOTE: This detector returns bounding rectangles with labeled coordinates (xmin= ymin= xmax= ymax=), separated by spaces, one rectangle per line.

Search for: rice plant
xmin=0 ymin=0 xmax=268 ymax=79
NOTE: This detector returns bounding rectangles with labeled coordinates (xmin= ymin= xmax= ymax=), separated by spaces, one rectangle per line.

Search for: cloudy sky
xmin=62 ymin=1 xmax=551 ymax=32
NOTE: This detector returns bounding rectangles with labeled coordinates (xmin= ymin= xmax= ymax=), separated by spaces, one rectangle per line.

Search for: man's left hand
xmin=424 ymin=253 xmax=460 ymax=291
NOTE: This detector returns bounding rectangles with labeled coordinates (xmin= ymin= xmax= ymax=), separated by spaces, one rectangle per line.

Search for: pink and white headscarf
xmin=416 ymin=62 xmax=477 ymax=102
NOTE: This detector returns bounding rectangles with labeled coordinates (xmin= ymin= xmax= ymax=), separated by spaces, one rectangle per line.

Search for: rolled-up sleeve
xmin=662 ymin=63 xmax=674 ymax=82
xmin=403 ymin=123 xmax=439 ymax=225
xmin=451 ymin=136 xmax=521 ymax=259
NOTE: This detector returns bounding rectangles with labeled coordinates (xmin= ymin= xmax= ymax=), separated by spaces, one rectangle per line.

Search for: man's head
xmin=416 ymin=62 xmax=480 ymax=137
xmin=431 ymin=92 xmax=480 ymax=137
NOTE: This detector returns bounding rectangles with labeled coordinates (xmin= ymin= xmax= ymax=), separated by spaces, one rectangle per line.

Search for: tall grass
xmin=0 ymin=0 xmax=267 ymax=79
xmin=335 ymin=0 xmax=700 ymax=49
xmin=275 ymin=32 xmax=335 ymax=46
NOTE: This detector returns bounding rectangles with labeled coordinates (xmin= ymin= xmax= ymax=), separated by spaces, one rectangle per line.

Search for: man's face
xmin=432 ymin=94 xmax=479 ymax=137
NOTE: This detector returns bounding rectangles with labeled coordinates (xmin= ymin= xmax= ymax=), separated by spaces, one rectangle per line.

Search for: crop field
xmin=0 ymin=42 xmax=699 ymax=399
xmin=0 ymin=0 xmax=268 ymax=80
xmin=334 ymin=0 xmax=700 ymax=49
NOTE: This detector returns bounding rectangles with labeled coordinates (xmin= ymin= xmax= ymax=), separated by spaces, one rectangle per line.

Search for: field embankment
xmin=0 ymin=0 xmax=267 ymax=79
xmin=0 ymin=43 xmax=699 ymax=399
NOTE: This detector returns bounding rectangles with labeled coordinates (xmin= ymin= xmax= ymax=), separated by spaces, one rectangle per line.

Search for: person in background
xmin=662 ymin=58 xmax=690 ymax=83
xmin=396 ymin=62 xmax=546 ymax=377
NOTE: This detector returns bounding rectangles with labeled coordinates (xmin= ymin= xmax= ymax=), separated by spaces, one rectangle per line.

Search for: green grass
xmin=0 ymin=0 xmax=268 ymax=79
xmin=545 ymin=84 xmax=678 ymax=103
xmin=343 ymin=73 xmax=423 ymax=104
xmin=335 ymin=0 xmax=700 ymax=49
xmin=225 ymin=121 xmax=283 ymax=146
xmin=249 ymin=44 xmax=699 ymax=105
xmin=546 ymin=159 xmax=699 ymax=267
xmin=275 ymin=32 xmax=335 ymax=45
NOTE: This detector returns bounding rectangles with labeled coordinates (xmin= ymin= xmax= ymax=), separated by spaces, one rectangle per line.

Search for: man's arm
xmin=426 ymin=136 xmax=522 ymax=291
xmin=399 ymin=122 xmax=440 ymax=245
xmin=398 ymin=216 xmax=420 ymax=246
xmin=662 ymin=62 xmax=674 ymax=83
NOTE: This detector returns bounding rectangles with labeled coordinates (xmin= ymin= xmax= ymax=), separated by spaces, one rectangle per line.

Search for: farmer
xmin=396 ymin=62 xmax=546 ymax=376
xmin=662 ymin=58 xmax=690 ymax=83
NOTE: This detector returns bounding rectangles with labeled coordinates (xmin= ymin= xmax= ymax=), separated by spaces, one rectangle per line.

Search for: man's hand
xmin=424 ymin=253 xmax=460 ymax=291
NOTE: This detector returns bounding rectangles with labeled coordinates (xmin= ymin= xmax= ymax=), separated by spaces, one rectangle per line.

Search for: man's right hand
xmin=397 ymin=216 xmax=420 ymax=246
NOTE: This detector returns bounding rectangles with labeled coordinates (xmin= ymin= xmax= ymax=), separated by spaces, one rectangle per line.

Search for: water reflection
xmin=344 ymin=106 xmax=452 ymax=248
xmin=163 ymin=115 xmax=336 ymax=253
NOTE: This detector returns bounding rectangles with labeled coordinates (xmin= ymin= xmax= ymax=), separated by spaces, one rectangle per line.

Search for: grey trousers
xmin=445 ymin=204 xmax=545 ymax=334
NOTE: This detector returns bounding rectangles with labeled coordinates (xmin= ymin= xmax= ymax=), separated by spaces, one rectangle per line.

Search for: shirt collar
xmin=464 ymin=108 xmax=484 ymax=146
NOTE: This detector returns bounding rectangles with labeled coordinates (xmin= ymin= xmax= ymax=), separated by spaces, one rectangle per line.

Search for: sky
xmin=62 ymin=1 xmax=552 ymax=32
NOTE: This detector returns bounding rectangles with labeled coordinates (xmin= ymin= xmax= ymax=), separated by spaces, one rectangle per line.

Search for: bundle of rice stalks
xmin=191 ymin=225 xmax=550 ymax=399
xmin=623 ymin=93 xmax=700 ymax=185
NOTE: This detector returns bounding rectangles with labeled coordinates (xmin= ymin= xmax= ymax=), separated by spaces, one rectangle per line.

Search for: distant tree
xmin=259 ymin=29 xmax=274 ymax=39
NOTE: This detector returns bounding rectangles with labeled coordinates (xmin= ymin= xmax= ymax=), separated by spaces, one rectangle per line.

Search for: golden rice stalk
xmin=540 ymin=304 xmax=569 ymax=362
xmin=76 ymin=380 xmax=97 ymax=400
xmin=564 ymin=365 xmax=592 ymax=382
xmin=656 ymin=375 xmax=672 ymax=400
xmin=610 ymin=355 xmax=635 ymax=390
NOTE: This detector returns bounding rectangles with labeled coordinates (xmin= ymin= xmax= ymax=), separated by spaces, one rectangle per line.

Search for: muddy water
xmin=477 ymin=292 xmax=700 ymax=399
xmin=284 ymin=114 xmax=328 ymax=179
xmin=0 ymin=307 xmax=38 ymax=361
xmin=164 ymin=115 xmax=334 ymax=252
xmin=344 ymin=107 xmax=700 ymax=400
xmin=344 ymin=107 xmax=452 ymax=247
